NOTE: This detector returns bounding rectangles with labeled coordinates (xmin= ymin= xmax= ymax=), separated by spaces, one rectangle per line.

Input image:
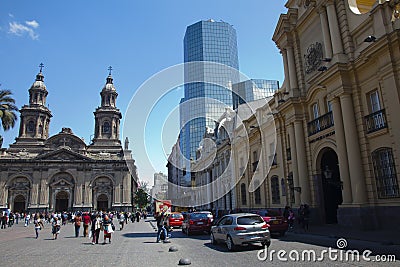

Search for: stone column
xmin=339 ymin=94 xmax=367 ymax=204
xmin=35 ymin=117 xmax=40 ymax=138
xmin=75 ymin=185 xmax=82 ymax=206
xmin=124 ymin=173 xmax=131 ymax=204
xmin=331 ymin=98 xmax=352 ymax=204
xmin=286 ymin=47 xmax=299 ymax=90
xmin=20 ymin=117 xmax=26 ymax=137
xmin=282 ymin=49 xmax=291 ymax=91
xmin=114 ymin=185 xmax=120 ymax=204
xmin=294 ymin=121 xmax=311 ymax=204
xmin=287 ymin=123 xmax=301 ymax=206
xmin=0 ymin=181 xmax=6 ymax=206
xmin=326 ymin=1 xmax=344 ymax=55
xmin=30 ymin=183 xmax=39 ymax=206
xmin=319 ymin=6 xmax=333 ymax=59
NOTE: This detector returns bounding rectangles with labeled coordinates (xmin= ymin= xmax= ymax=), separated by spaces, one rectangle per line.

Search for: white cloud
xmin=8 ymin=13 xmax=14 ymax=18
xmin=8 ymin=21 xmax=39 ymax=40
xmin=25 ymin=20 xmax=39 ymax=29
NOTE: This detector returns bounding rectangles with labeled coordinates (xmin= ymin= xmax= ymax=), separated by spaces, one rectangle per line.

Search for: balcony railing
xmin=307 ymin=111 xmax=334 ymax=136
xmin=365 ymin=109 xmax=387 ymax=134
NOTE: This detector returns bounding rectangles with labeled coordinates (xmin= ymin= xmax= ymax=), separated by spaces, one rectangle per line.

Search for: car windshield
xmin=171 ymin=214 xmax=182 ymax=219
xmin=190 ymin=213 xmax=208 ymax=219
xmin=237 ymin=216 xmax=264 ymax=225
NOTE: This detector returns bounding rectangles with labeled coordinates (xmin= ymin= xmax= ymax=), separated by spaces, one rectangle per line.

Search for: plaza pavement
xmin=0 ymin=218 xmax=398 ymax=266
xmin=0 ymin=218 xmax=183 ymax=267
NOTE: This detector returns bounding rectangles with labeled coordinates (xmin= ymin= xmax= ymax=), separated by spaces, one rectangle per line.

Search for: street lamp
xmin=323 ymin=165 xmax=343 ymax=190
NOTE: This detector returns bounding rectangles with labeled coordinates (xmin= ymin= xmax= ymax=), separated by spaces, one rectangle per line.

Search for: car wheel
xmin=226 ymin=236 xmax=235 ymax=251
xmin=261 ymin=240 xmax=271 ymax=248
xmin=210 ymin=233 xmax=217 ymax=245
xmin=182 ymin=227 xmax=185 ymax=233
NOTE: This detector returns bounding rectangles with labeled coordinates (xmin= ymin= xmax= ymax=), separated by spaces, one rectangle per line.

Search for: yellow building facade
xmin=266 ymin=0 xmax=400 ymax=229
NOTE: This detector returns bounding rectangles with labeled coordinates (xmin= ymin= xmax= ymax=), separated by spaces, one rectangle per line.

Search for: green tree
xmin=0 ymin=89 xmax=18 ymax=147
xmin=133 ymin=187 xmax=150 ymax=209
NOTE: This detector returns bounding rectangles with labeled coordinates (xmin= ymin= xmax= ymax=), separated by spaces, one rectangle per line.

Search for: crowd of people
xmin=1 ymin=209 xmax=149 ymax=244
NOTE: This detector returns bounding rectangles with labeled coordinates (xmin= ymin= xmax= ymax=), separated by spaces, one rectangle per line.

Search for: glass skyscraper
xmin=232 ymin=79 xmax=279 ymax=110
xmin=180 ymin=20 xmax=239 ymax=178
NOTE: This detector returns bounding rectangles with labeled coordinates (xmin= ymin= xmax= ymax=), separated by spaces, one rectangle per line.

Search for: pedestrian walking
xmin=155 ymin=211 xmax=167 ymax=243
xmin=33 ymin=214 xmax=44 ymax=239
xmin=52 ymin=217 xmax=61 ymax=240
xmin=91 ymin=214 xmax=102 ymax=245
xmin=119 ymin=212 xmax=125 ymax=230
xmin=301 ymin=204 xmax=310 ymax=231
xmin=102 ymin=215 xmax=114 ymax=244
xmin=74 ymin=213 xmax=82 ymax=237
xmin=82 ymin=212 xmax=91 ymax=237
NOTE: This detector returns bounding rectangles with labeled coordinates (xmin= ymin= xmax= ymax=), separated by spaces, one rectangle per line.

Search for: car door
xmin=220 ymin=216 xmax=233 ymax=238
xmin=213 ymin=216 xmax=228 ymax=241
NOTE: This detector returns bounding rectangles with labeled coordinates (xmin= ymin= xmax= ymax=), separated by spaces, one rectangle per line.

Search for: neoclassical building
xmin=267 ymin=0 xmax=400 ymax=229
xmin=0 ymin=68 xmax=138 ymax=213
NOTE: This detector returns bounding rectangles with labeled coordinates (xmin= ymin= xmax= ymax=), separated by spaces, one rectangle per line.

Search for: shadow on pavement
xmin=122 ymin=232 xmax=157 ymax=238
xmin=204 ymin=242 xmax=263 ymax=253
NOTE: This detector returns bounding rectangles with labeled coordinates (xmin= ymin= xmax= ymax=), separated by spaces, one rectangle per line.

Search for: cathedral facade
xmin=0 ymin=68 xmax=138 ymax=213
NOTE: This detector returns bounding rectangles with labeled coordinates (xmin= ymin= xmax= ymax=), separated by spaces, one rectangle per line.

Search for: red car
xmin=254 ymin=210 xmax=289 ymax=236
xmin=182 ymin=212 xmax=213 ymax=235
xmin=168 ymin=212 xmax=184 ymax=228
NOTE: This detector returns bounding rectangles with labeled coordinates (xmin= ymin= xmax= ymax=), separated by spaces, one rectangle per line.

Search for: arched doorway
xmin=55 ymin=191 xmax=69 ymax=212
xmin=14 ymin=195 xmax=26 ymax=212
xmin=320 ymin=148 xmax=343 ymax=224
xmin=97 ymin=194 xmax=109 ymax=211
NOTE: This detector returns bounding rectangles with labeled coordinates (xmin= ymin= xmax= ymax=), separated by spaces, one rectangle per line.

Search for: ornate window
xmin=372 ymin=148 xmax=400 ymax=198
xmin=271 ymin=176 xmax=280 ymax=204
xmin=102 ymin=121 xmax=111 ymax=133
xmin=241 ymin=183 xmax=247 ymax=205
xmin=27 ymin=120 xmax=35 ymax=133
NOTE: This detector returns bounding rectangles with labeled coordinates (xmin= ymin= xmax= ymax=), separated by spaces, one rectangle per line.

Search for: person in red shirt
xmin=82 ymin=212 xmax=91 ymax=237
xmin=74 ymin=213 xmax=82 ymax=237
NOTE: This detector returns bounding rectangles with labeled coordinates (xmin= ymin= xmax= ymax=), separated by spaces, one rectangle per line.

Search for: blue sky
xmin=0 ymin=1 xmax=287 ymax=185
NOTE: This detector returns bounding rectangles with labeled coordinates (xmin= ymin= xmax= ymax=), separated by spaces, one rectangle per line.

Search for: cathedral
xmin=0 ymin=66 xmax=138 ymax=213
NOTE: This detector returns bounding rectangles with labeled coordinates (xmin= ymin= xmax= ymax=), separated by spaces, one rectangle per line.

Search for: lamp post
xmin=323 ymin=165 xmax=343 ymax=190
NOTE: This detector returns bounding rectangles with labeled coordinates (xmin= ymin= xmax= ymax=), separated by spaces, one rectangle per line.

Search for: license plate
xmin=197 ymin=222 xmax=204 ymax=225
xmin=273 ymin=221 xmax=280 ymax=224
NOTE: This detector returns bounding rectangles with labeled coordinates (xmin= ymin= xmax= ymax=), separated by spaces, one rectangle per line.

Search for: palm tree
xmin=0 ymin=89 xmax=19 ymax=147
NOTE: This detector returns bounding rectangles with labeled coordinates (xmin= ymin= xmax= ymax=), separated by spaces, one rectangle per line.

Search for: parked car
xmin=254 ymin=210 xmax=288 ymax=236
xmin=197 ymin=211 xmax=214 ymax=223
xmin=168 ymin=212 xmax=184 ymax=228
xmin=210 ymin=213 xmax=271 ymax=251
xmin=182 ymin=212 xmax=213 ymax=235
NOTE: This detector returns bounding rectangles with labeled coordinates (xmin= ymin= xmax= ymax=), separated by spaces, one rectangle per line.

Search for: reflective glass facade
xmin=232 ymin=79 xmax=279 ymax=110
xmin=180 ymin=20 xmax=239 ymax=174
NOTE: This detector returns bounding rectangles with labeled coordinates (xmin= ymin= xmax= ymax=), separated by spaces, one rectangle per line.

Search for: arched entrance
xmin=55 ymin=191 xmax=69 ymax=212
xmin=97 ymin=194 xmax=108 ymax=211
xmin=320 ymin=148 xmax=343 ymax=224
xmin=14 ymin=195 xmax=26 ymax=212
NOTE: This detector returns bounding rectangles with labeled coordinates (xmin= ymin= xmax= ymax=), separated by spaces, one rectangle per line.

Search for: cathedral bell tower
xmin=10 ymin=64 xmax=52 ymax=151
xmin=88 ymin=67 xmax=122 ymax=152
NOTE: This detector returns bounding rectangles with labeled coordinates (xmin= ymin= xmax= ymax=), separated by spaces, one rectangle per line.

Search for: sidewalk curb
xmin=289 ymin=230 xmax=400 ymax=246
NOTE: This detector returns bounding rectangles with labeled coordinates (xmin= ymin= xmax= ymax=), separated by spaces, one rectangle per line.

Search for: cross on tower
xmin=108 ymin=66 xmax=113 ymax=75
xmin=39 ymin=63 xmax=44 ymax=72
